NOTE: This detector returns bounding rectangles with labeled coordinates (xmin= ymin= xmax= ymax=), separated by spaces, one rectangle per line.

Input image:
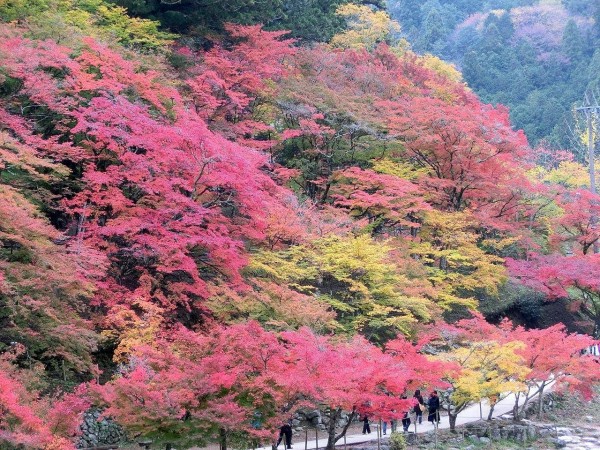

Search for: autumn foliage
xmin=424 ymin=314 xmax=599 ymax=429
xmin=0 ymin=3 xmax=600 ymax=449
xmin=94 ymin=322 xmax=430 ymax=449
xmin=0 ymin=345 xmax=89 ymax=449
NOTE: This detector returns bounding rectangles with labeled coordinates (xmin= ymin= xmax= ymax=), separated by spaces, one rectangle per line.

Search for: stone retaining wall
xmin=462 ymin=418 xmax=553 ymax=443
xmin=77 ymin=410 xmax=126 ymax=449
xmin=293 ymin=409 xmax=354 ymax=433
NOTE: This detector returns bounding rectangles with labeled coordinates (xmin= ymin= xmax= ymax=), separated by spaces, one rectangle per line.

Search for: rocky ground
xmin=536 ymin=389 xmax=600 ymax=450
xmin=346 ymin=420 xmax=600 ymax=450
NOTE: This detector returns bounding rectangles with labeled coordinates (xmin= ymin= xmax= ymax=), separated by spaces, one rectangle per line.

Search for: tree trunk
xmin=448 ymin=413 xmax=457 ymax=432
xmin=487 ymin=404 xmax=495 ymax=421
xmin=439 ymin=256 xmax=448 ymax=271
xmin=512 ymin=392 xmax=521 ymax=422
xmin=536 ymin=382 xmax=546 ymax=420
xmin=516 ymin=385 xmax=536 ymax=422
xmin=219 ymin=428 xmax=227 ymax=450
xmin=325 ymin=408 xmax=356 ymax=450
xmin=320 ymin=182 xmax=331 ymax=204
xmin=325 ymin=408 xmax=340 ymax=450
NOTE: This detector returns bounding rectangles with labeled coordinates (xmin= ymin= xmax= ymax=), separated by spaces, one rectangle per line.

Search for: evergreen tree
xmin=481 ymin=23 xmax=503 ymax=52
xmin=417 ymin=2 xmax=448 ymax=53
xmin=110 ymin=0 xmax=381 ymax=42
xmin=112 ymin=0 xmax=284 ymax=33
xmin=387 ymin=0 xmax=425 ymax=31
xmin=562 ymin=0 xmax=594 ymax=16
xmin=451 ymin=25 xmax=479 ymax=59
xmin=585 ymin=48 xmax=600 ymax=92
xmin=594 ymin=2 xmax=600 ymax=40
xmin=495 ymin=11 xmax=515 ymax=43
xmin=562 ymin=19 xmax=585 ymax=63
xmin=275 ymin=0 xmax=348 ymax=42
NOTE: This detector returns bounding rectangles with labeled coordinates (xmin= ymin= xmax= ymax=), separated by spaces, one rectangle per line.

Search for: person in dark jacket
xmin=413 ymin=389 xmax=425 ymax=424
xmin=401 ymin=395 xmax=411 ymax=432
xmin=401 ymin=410 xmax=411 ymax=432
xmin=362 ymin=415 xmax=371 ymax=434
xmin=276 ymin=422 xmax=293 ymax=449
xmin=427 ymin=390 xmax=440 ymax=424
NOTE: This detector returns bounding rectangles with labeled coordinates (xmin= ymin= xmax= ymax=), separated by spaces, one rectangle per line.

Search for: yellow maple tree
xmin=434 ymin=339 xmax=529 ymax=430
xmin=529 ymin=160 xmax=590 ymax=188
xmin=247 ymin=234 xmax=438 ymax=341
xmin=412 ymin=210 xmax=507 ymax=311
xmin=104 ymin=299 xmax=165 ymax=363
xmin=418 ymin=54 xmax=462 ymax=83
xmin=330 ymin=4 xmax=400 ymax=51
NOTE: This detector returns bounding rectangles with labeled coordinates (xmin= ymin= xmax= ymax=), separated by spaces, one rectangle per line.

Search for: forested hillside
xmin=109 ymin=0 xmax=385 ymax=41
xmin=0 ymin=1 xmax=599 ymax=449
xmin=388 ymin=0 xmax=600 ymax=150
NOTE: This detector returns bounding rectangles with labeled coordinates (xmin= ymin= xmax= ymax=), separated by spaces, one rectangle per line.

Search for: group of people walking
xmin=362 ymin=389 xmax=442 ymax=436
xmin=276 ymin=389 xmax=443 ymax=449
xmin=413 ymin=389 xmax=441 ymax=426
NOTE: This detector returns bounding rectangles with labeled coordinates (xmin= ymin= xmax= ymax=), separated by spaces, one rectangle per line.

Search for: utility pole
xmin=575 ymin=102 xmax=598 ymax=194
xmin=590 ymin=110 xmax=596 ymax=194
xmin=575 ymin=93 xmax=600 ymax=253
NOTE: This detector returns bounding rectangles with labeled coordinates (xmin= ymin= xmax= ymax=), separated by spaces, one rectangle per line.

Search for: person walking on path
xmin=401 ymin=411 xmax=411 ymax=432
xmin=361 ymin=415 xmax=371 ymax=434
xmin=413 ymin=389 xmax=425 ymax=424
xmin=427 ymin=391 xmax=440 ymax=424
xmin=400 ymin=395 xmax=411 ymax=432
xmin=382 ymin=416 xmax=397 ymax=435
xmin=276 ymin=422 xmax=293 ymax=449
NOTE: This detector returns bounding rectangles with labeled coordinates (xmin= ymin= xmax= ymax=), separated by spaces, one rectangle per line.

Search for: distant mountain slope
xmin=388 ymin=0 xmax=600 ymax=151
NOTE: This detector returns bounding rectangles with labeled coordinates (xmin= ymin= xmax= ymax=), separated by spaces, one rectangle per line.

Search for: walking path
xmin=257 ymin=388 xmax=549 ymax=450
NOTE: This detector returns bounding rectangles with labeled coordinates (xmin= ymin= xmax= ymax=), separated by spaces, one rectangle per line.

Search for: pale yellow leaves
xmin=330 ymin=4 xmax=400 ymax=51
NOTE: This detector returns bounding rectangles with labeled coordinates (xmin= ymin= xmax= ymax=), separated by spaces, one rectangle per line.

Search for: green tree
xmin=482 ymin=11 xmax=514 ymax=45
xmin=561 ymin=0 xmax=594 ymax=15
xmin=387 ymin=0 xmax=425 ymax=31
xmin=586 ymin=48 xmax=600 ymax=92
xmin=112 ymin=0 xmax=385 ymax=42
xmin=594 ymin=2 xmax=600 ymax=40
xmin=0 ymin=0 xmax=173 ymax=50
xmin=562 ymin=19 xmax=585 ymax=63
xmin=112 ymin=0 xmax=285 ymax=33
xmin=275 ymin=0 xmax=350 ymax=42
xmin=481 ymin=23 xmax=503 ymax=52
xmin=416 ymin=3 xmax=448 ymax=54
xmin=0 ymin=0 xmax=48 ymax=21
